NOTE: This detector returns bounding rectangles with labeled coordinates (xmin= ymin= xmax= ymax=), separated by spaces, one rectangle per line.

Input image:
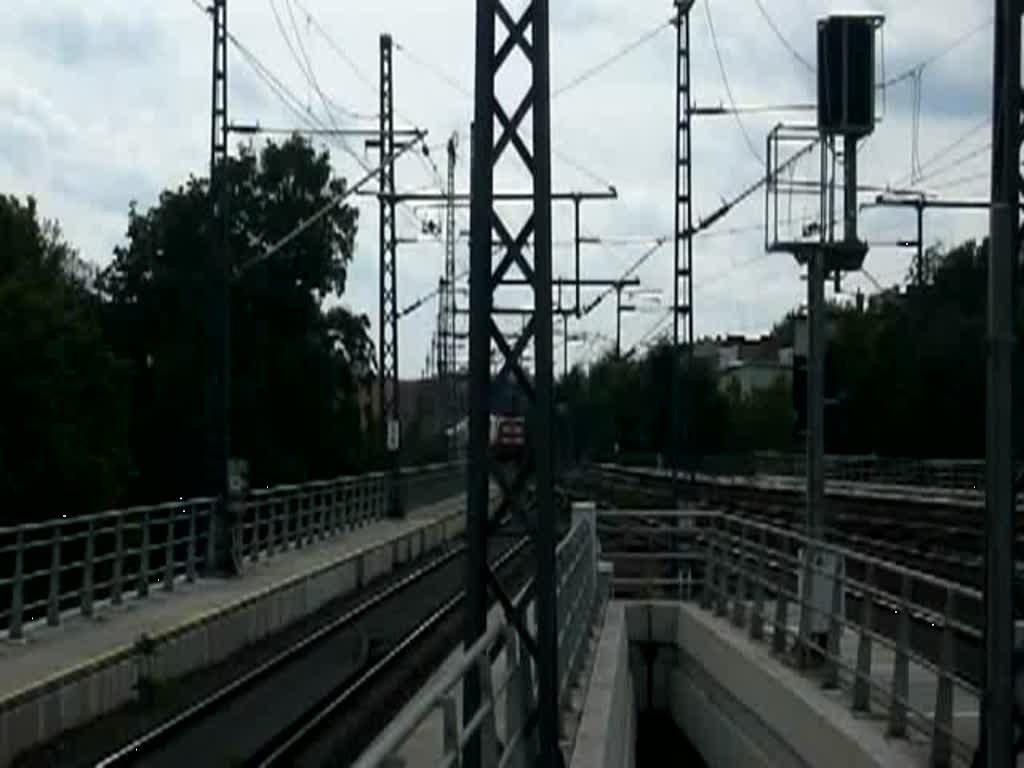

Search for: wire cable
xmin=890 ymin=115 xmax=989 ymax=188
xmin=392 ymin=38 xmax=616 ymax=190
xmin=581 ymin=238 xmax=669 ymax=316
xmin=236 ymin=135 xmax=428 ymax=276
xmin=290 ymin=0 xmax=378 ymax=98
xmin=751 ymin=0 xmax=815 ymax=73
xmin=551 ymin=18 xmax=673 ymax=99
xmin=703 ymin=0 xmax=763 ymax=165
xmin=881 ymin=17 xmax=992 ymax=88
xmin=912 ymin=142 xmax=991 ymax=187
xmin=189 ymin=0 xmax=428 ymax=234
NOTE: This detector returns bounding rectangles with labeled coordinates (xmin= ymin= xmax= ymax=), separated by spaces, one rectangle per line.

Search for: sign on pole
xmin=387 ymin=418 xmax=401 ymax=452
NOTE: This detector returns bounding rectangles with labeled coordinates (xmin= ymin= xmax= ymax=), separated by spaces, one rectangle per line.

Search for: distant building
xmin=361 ymin=375 xmax=468 ymax=443
xmin=696 ymin=333 xmax=793 ymax=398
xmin=719 ymin=360 xmax=790 ymax=399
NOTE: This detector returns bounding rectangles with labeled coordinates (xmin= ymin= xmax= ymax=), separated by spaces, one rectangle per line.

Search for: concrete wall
xmin=0 ymin=513 xmax=464 ymax=765
xmin=569 ymin=602 xmax=635 ymax=768
xmin=624 ymin=602 xmax=922 ymax=768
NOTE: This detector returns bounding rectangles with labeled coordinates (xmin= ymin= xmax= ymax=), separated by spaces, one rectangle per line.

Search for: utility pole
xmin=615 ymin=283 xmax=627 ymax=358
xmin=671 ymin=0 xmax=696 ymax=502
xmin=207 ymin=0 xmax=235 ymax=574
xmin=863 ymin=195 xmax=1024 ymax=289
xmin=616 ymin=286 xmax=660 ymax=358
xmin=378 ymin=34 xmax=401 ymax=517
xmin=558 ymin=282 xmax=568 ymax=376
xmin=981 ymin=0 xmax=1020 ymax=763
xmin=466 ymin=0 xmax=559 ymax=764
xmin=440 ymin=134 xmax=460 ymax=459
xmin=766 ymin=15 xmax=883 ymax=663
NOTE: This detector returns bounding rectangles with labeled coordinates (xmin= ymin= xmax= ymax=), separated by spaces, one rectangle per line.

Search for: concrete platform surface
xmin=0 ymin=495 xmax=467 ymax=764
xmin=754 ymin=601 xmax=986 ymax=766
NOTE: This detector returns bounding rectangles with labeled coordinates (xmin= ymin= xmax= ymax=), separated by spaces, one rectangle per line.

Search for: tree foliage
xmin=100 ymin=136 xmax=374 ymax=500
xmin=556 ymin=343 xmax=738 ymax=463
xmin=828 ymin=239 xmax=995 ymax=457
xmin=558 ymin=239 xmax=1014 ymax=463
xmin=0 ymin=195 xmax=133 ymax=522
xmin=1 ymin=136 xmax=376 ymax=522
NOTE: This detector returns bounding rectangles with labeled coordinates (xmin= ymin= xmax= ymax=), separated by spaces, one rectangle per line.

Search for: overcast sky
xmin=0 ymin=0 xmax=995 ymax=377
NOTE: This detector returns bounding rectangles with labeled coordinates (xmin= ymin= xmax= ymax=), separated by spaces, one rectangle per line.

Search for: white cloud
xmin=0 ymin=0 xmax=997 ymax=376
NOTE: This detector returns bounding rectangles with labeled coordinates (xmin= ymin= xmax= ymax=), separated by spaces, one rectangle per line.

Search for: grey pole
xmin=982 ymin=1 xmax=1019 ymax=763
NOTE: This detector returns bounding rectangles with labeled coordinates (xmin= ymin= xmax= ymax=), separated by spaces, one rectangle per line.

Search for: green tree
xmin=829 ymin=239 xmax=990 ymax=458
xmin=101 ymin=136 xmax=373 ymax=501
xmin=724 ymin=374 xmax=794 ymax=452
xmin=0 ymin=195 xmax=133 ymax=522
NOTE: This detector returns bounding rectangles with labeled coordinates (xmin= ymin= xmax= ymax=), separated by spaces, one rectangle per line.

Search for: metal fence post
xmin=796 ymin=538 xmax=815 ymax=670
xmin=373 ymin=475 xmax=381 ymax=521
xmin=478 ymin=655 xmax=499 ymax=767
xmin=439 ymin=694 xmax=460 ymax=766
xmin=503 ymin=626 xmax=528 ymax=768
xmin=296 ymin=493 xmax=307 ymax=550
xmin=205 ymin=501 xmax=217 ymax=572
xmin=47 ymin=527 xmax=61 ymax=626
xmin=771 ymin=531 xmax=789 ymax=655
xmin=164 ymin=509 xmax=175 ymax=590
xmin=329 ymin=483 xmax=339 ymax=536
xmin=9 ymin=528 xmax=25 ymax=640
xmin=82 ymin=518 xmax=96 ymax=616
xmin=277 ymin=497 xmax=288 ymax=554
xmin=887 ymin=571 xmax=911 ymax=737
xmin=732 ymin=522 xmax=748 ymax=628
xmin=248 ymin=500 xmax=260 ymax=563
xmin=315 ymin=488 xmax=325 ymax=540
xmin=139 ymin=508 xmax=151 ymax=598
xmin=353 ymin=480 xmax=362 ymax=526
xmin=822 ymin=554 xmax=843 ymax=689
xmin=700 ymin=516 xmax=716 ymax=611
xmin=852 ymin=561 xmax=875 ymax=711
xmin=930 ymin=587 xmax=956 ymax=766
xmin=751 ymin=524 xmax=766 ymax=641
xmin=186 ymin=505 xmax=198 ymax=582
xmin=714 ymin=519 xmax=729 ymax=618
xmin=113 ymin=513 xmax=125 ymax=604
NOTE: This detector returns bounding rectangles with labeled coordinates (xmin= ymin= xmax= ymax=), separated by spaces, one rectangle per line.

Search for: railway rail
xmin=576 ymin=463 xmax=1024 ymax=588
xmin=89 ymin=534 xmax=531 ymax=768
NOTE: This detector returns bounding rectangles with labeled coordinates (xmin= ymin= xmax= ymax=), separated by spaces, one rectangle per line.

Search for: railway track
xmin=89 ymin=534 xmax=532 ymax=768
xmin=576 ymin=464 xmax=1022 ymax=584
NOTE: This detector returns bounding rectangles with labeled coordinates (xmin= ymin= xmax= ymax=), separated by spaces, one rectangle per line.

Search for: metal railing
xmin=609 ymin=451 xmax=993 ymax=492
xmin=750 ymin=452 xmax=989 ymax=492
xmin=0 ymin=463 xmax=466 ymax=641
xmin=352 ymin=505 xmax=602 ymax=768
xmin=598 ymin=507 xmax=982 ymax=766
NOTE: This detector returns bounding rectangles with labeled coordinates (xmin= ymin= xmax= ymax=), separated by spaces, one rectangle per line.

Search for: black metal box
xmin=817 ymin=15 xmax=878 ymax=137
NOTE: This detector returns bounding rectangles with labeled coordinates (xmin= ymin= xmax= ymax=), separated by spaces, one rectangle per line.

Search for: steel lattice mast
xmin=671 ymin=0 xmax=695 ymax=501
xmin=443 ymin=134 xmax=460 ymax=457
xmin=207 ymin=0 xmax=235 ymax=572
xmin=465 ymin=0 xmax=559 ymax=765
xmin=378 ymin=34 xmax=401 ymax=517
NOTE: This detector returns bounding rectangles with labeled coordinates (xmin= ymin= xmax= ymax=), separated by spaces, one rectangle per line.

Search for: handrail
xmin=589 ymin=487 xmax=985 ymax=765
xmin=353 ymin=505 xmax=601 ymax=768
xmin=0 ymin=462 xmax=466 ymax=640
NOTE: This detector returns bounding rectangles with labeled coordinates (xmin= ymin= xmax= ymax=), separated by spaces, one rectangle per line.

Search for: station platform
xmin=0 ymin=495 xmax=468 ymax=765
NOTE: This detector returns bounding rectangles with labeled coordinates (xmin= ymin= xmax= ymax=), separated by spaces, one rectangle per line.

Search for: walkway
xmin=0 ymin=495 xmax=467 ymax=764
